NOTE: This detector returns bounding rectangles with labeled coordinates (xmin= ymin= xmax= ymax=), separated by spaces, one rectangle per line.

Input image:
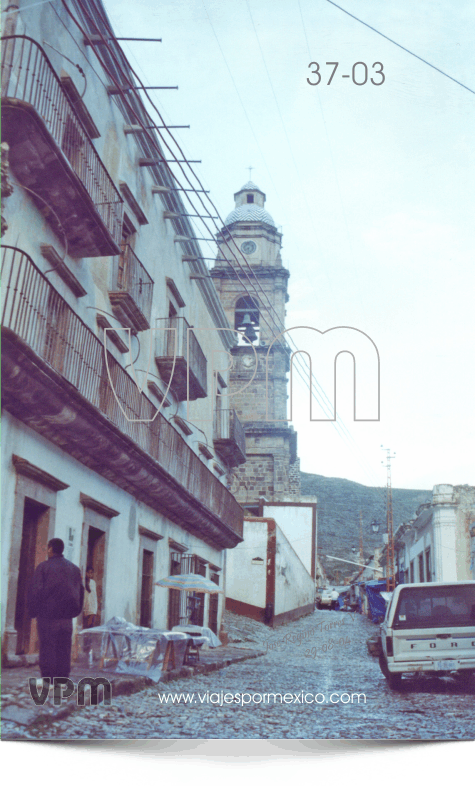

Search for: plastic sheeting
xmin=79 ymin=616 xmax=192 ymax=682
xmin=362 ymin=580 xmax=388 ymax=624
xmin=172 ymin=624 xmax=221 ymax=648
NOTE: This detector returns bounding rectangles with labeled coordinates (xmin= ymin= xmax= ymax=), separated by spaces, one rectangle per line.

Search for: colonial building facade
xmin=1 ymin=0 xmax=246 ymax=663
xmin=394 ymin=485 xmax=475 ymax=584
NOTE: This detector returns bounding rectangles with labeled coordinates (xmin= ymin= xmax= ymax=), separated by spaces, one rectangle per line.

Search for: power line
xmin=101 ymin=3 xmax=381 ymax=488
xmin=325 ymin=0 xmax=475 ymax=96
xmin=57 ymin=0 xmax=386 ymax=490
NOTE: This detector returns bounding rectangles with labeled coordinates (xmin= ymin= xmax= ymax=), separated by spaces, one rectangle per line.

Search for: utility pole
xmin=359 ymin=510 xmax=364 ymax=567
xmin=381 ymin=447 xmax=396 ymax=591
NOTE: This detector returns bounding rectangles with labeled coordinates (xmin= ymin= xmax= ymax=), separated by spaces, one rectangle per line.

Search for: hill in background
xmin=300 ymin=472 xmax=430 ymax=584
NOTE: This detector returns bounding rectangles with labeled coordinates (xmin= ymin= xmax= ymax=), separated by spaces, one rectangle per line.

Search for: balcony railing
xmin=1 ymin=36 xmax=123 ymax=256
xmin=109 ymin=243 xmax=154 ymax=332
xmin=213 ymin=409 xmax=247 ymax=466
xmin=155 ymin=316 xmax=208 ymax=401
xmin=1 ymin=245 xmax=242 ymax=541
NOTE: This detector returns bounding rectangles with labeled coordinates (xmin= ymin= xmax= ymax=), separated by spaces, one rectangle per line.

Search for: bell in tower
xmin=234 ymin=296 xmax=259 ymax=344
xmin=210 ymin=181 xmax=300 ymax=511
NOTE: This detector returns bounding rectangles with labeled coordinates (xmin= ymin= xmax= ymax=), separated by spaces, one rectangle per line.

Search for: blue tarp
xmin=361 ymin=579 xmax=388 ymax=624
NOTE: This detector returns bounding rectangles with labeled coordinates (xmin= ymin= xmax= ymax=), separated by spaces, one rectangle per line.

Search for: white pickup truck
xmin=378 ymin=581 xmax=475 ymax=690
xmin=316 ymin=587 xmax=333 ymax=609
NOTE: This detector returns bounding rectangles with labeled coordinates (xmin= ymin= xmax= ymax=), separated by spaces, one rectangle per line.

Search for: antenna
xmin=359 ymin=510 xmax=364 ymax=566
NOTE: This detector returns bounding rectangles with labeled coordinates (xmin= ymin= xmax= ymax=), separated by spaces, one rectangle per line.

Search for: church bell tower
xmin=211 ymin=181 xmax=301 ymax=512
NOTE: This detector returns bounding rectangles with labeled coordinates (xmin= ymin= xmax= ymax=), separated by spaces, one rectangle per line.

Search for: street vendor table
xmin=80 ymin=617 xmax=193 ymax=681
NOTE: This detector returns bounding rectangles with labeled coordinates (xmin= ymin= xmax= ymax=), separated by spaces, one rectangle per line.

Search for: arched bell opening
xmin=234 ymin=296 xmax=260 ymax=344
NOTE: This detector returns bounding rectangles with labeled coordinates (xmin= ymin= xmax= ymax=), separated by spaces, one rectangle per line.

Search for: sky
xmin=103 ymin=0 xmax=475 ymax=491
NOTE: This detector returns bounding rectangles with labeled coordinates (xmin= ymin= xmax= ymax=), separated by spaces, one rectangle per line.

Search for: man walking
xmin=28 ymin=538 xmax=84 ymax=681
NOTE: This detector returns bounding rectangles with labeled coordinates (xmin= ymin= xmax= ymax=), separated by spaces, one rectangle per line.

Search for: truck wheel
xmin=378 ymin=652 xmax=390 ymax=678
xmin=387 ymin=672 xmax=403 ymax=690
xmin=379 ymin=653 xmax=403 ymax=689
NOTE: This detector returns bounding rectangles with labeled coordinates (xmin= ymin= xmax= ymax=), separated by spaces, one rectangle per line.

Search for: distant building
xmin=394 ymin=485 xmax=475 ymax=584
xmin=225 ymin=516 xmax=316 ymax=627
xmin=260 ymin=499 xmax=320 ymax=582
xmin=1 ymin=0 xmax=245 ymax=664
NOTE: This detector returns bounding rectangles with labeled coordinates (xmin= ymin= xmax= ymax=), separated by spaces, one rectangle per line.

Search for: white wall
xmin=263 ymin=503 xmax=315 ymax=576
xmin=1 ymin=412 xmax=224 ymax=637
xmin=225 ymin=519 xmax=267 ymax=609
xmin=274 ymin=526 xmax=315 ymax=617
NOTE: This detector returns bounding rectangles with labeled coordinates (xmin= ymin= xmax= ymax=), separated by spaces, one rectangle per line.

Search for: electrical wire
xmin=5 ymin=6 xmax=388 ymax=516
xmin=1 ymin=0 xmax=57 ymax=14
xmin=43 ymin=39 xmax=88 ymax=97
xmin=241 ymin=0 xmax=383 ymax=483
xmin=325 ymin=0 xmax=475 ymax=96
xmin=52 ymin=0 xmax=387 ymax=491
xmin=68 ymin=0 xmax=387 ymax=492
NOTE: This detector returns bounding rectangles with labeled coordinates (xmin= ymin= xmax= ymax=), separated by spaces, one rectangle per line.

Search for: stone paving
xmin=2 ymin=609 xmax=475 ymax=740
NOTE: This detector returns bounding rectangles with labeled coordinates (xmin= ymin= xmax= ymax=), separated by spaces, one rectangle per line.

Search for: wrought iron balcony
xmin=1 ymin=35 xmax=123 ymax=257
xmin=1 ymin=246 xmax=243 ymax=547
xmin=109 ymin=243 xmax=153 ymax=332
xmin=213 ymin=409 xmax=247 ymax=466
xmin=155 ymin=316 xmax=208 ymax=401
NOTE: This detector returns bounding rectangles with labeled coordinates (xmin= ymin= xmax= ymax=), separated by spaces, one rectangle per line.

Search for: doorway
xmin=15 ymin=498 xmax=50 ymax=655
xmin=140 ymin=549 xmax=154 ymax=628
xmin=167 ymin=551 xmax=182 ymax=629
xmin=208 ymin=572 xmax=220 ymax=634
xmin=85 ymin=526 xmax=106 ymax=625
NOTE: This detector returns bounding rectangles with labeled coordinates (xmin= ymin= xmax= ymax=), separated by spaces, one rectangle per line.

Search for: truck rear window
xmin=393 ymin=586 xmax=475 ymax=629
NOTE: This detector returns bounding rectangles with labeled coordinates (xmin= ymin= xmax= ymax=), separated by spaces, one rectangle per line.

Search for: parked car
xmin=378 ymin=581 xmax=475 ymax=690
xmin=316 ymin=587 xmax=333 ymax=609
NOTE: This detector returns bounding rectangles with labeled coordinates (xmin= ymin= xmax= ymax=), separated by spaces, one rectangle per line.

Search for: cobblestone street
xmin=3 ymin=609 xmax=475 ymax=741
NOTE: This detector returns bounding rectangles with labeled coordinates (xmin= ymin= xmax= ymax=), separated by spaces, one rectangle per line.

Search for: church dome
xmin=223 ymin=180 xmax=275 ymax=228
xmin=224 ymin=204 xmax=276 ymax=227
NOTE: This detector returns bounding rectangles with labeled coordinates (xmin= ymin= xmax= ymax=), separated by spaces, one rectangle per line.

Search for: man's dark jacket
xmin=28 ymin=555 xmax=85 ymax=619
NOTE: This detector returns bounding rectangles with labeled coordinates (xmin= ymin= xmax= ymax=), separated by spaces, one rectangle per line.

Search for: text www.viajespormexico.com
xmin=157 ymin=691 xmax=366 ymax=706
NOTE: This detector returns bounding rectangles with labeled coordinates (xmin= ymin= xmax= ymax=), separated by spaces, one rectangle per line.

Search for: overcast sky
xmin=103 ymin=0 xmax=475 ymax=491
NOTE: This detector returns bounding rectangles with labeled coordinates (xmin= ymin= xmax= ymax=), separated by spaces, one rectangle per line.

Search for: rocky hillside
xmin=301 ymin=472 xmax=430 ymax=583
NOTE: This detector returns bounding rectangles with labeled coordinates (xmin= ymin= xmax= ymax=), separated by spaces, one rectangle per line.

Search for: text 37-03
xmin=307 ymin=62 xmax=385 ymax=85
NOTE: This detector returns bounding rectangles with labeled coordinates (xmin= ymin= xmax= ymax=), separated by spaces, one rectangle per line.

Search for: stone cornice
xmin=80 ymin=493 xmax=120 ymax=519
xmin=12 ymin=455 xmax=69 ymax=491
xmin=210 ymin=266 xmax=290 ymax=280
xmin=139 ymin=526 xmax=164 ymax=541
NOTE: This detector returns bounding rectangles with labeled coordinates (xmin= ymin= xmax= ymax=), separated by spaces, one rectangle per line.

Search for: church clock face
xmin=241 ymin=240 xmax=257 ymax=255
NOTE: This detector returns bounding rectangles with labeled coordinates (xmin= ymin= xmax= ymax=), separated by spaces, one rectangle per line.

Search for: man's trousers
xmin=37 ymin=617 xmax=73 ymax=680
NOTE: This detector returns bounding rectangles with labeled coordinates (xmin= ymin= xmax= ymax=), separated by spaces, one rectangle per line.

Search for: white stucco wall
xmin=262 ymin=503 xmax=315 ymax=576
xmin=432 ymin=505 xmax=458 ymax=581
xmin=274 ymin=527 xmax=315 ymax=617
xmin=1 ymin=411 xmax=225 ymax=638
xmin=455 ymin=505 xmax=475 ymax=581
xmin=224 ymin=520 xmax=267 ymax=610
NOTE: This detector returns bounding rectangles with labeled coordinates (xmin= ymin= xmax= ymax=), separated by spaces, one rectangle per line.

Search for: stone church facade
xmin=211 ymin=182 xmax=301 ymax=512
